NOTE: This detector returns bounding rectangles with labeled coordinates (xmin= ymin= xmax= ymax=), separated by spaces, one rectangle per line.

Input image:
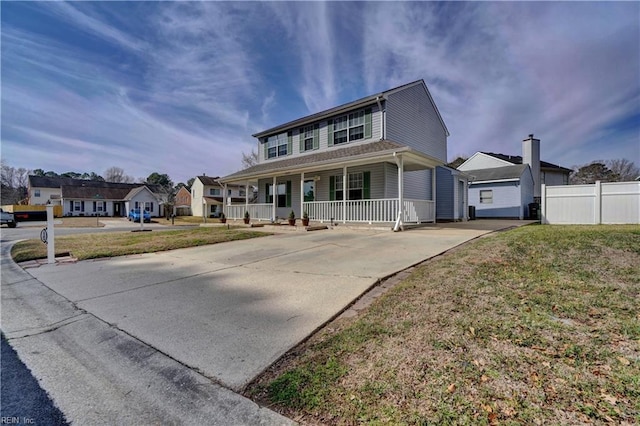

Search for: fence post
xmin=541 ymin=184 xmax=547 ymax=224
xmin=46 ymin=205 xmax=55 ymax=264
xmin=594 ymin=181 xmax=602 ymax=225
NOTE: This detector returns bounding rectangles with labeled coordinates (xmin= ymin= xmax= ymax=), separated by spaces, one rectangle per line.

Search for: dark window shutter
xmin=329 ymin=176 xmax=335 ymax=201
xmin=327 ymin=119 xmax=334 ymax=146
xmin=93 ymin=201 xmax=97 ymax=212
xmin=287 ymin=131 xmax=292 ymax=155
xmin=364 ymin=108 xmax=372 ymax=139
xmin=265 ymin=183 xmax=271 ymax=203
xmin=286 ymin=181 xmax=292 ymax=207
xmin=299 ymin=129 xmax=304 ymax=152
xmin=81 ymin=201 xmax=85 ymax=212
xmin=363 ymin=171 xmax=371 ymax=199
xmin=70 ymin=200 xmax=73 ymax=211
xmin=313 ymin=124 xmax=319 ymax=150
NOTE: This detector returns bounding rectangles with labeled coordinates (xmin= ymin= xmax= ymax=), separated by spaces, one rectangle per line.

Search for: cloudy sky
xmin=2 ymin=2 xmax=638 ymax=184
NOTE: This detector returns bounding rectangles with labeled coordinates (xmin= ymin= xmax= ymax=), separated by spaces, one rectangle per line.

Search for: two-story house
xmin=220 ymin=80 xmax=457 ymax=229
xmin=174 ymin=186 xmax=192 ymax=216
xmin=190 ymin=175 xmax=247 ymax=218
xmin=458 ymin=134 xmax=572 ymax=219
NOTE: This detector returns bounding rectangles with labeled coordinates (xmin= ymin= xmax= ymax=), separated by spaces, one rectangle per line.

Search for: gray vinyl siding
xmin=385 ymin=84 xmax=447 ymax=162
xmin=469 ymin=182 xmax=522 ymax=219
xmin=257 ymin=104 xmax=382 ymax=163
xmin=542 ymin=170 xmax=569 ymax=186
xmin=436 ymin=166 xmax=454 ymax=220
xmin=257 ymin=174 xmax=302 ymax=219
xmin=458 ymin=154 xmax=510 ymax=171
xmin=382 ymin=164 xmax=433 ymax=200
xmin=469 ymin=170 xmax=533 ymax=219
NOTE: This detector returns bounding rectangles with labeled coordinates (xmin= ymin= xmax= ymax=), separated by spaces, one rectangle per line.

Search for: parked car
xmin=0 ymin=208 xmax=17 ymax=228
xmin=128 ymin=208 xmax=151 ymax=223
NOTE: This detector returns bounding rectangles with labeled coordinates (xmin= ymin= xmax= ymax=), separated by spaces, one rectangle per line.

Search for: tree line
xmin=1 ymin=162 xmax=194 ymax=205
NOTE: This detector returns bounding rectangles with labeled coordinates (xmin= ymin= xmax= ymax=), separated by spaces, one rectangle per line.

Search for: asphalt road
xmin=1 ymin=333 xmax=68 ymax=425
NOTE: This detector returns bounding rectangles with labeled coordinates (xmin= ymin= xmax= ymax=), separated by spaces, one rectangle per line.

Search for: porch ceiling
xmin=220 ymin=140 xmax=442 ymax=183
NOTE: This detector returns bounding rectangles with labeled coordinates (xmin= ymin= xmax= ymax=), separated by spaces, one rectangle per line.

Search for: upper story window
xmin=303 ymin=126 xmax=314 ymax=151
xmin=209 ymin=188 xmax=221 ymax=196
xmin=266 ymin=132 xmax=289 ymax=159
xmin=34 ymin=189 xmax=41 ymax=197
xmin=328 ymin=108 xmax=371 ymax=146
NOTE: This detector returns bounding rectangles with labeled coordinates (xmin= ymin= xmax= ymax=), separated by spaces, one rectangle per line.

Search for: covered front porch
xmin=220 ymin=142 xmax=442 ymax=230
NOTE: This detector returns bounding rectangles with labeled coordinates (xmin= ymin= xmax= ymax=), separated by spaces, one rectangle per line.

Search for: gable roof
xmin=124 ymin=186 xmax=158 ymax=201
xmin=196 ymin=175 xmax=220 ymax=186
xmin=35 ymin=175 xmax=165 ymax=200
xmin=61 ymin=184 xmax=135 ymax=200
xmin=253 ymin=79 xmax=449 ymax=138
xmin=29 ymin=175 xmax=89 ymax=188
xmin=482 ymin=152 xmax=572 ymax=172
xmin=465 ymin=164 xmax=530 ymax=183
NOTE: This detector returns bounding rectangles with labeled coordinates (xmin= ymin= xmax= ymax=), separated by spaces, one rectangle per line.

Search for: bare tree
xmin=1 ymin=161 xmax=30 ymax=204
xmin=104 ymin=166 xmax=134 ymax=183
xmin=241 ymin=149 xmax=259 ymax=169
xmin=606 ymin=159 xmax=640 ymax=182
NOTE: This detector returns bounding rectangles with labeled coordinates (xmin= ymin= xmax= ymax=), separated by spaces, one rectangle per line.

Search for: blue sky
xmin=2 ymin=1 xmax=638 ymax=184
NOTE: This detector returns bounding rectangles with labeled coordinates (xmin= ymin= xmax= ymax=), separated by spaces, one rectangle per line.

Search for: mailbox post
xmin=46 ymin=205 xmax=55 ymax=264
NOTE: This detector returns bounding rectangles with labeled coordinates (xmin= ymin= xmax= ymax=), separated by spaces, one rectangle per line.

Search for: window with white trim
xmin=267 ymin=133 xmax=288 ymax=159
xmin=333 ymin=110 xmax=365 ymax=145
xmin=334 ymin=175 xmax=344 ymax=200
xmin=303 ymin=125 xmax=314 ymax=151
xmin=34 ymin=189 xmax=41 ymax=197
xmin=348 ymin=172 xmax=364 ymax=200
xmin=74 ymin=201 xmax=81 ymax=211
xmin=210 ymin=188 xmax=220 ymax=196
xmin=480 ymin=190 xmax=493 ymax=204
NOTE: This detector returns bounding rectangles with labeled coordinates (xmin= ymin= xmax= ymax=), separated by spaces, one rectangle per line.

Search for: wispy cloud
xmin=1 ymin=1 xmax=637 ymax=184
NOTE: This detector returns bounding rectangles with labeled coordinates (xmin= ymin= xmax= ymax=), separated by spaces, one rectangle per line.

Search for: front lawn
xmin=248 ymin=225 xmax=640 ymax=425
xmin=11 ymin=227 xmax=269 ymax=262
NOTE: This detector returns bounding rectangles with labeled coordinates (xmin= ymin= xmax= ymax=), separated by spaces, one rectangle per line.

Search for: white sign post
xmin=46 ymin=205 xmax=55 ymax=264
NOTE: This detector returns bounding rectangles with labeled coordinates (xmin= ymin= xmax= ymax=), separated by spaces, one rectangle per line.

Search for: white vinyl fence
xmin=541 ymin=181 xmax=640 ymax=224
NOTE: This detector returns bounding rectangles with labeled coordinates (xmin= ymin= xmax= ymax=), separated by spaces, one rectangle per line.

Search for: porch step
xmin=305 ymin=225 xmax=328 ymax=232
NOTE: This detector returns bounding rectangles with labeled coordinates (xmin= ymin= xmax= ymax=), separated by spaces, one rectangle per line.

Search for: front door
xmin=114 ymin=202 xmax=121 ymax=217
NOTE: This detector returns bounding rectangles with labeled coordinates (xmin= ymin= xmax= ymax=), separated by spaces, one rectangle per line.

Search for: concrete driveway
xmin=17 ymin=221 xmax=524 ymax=393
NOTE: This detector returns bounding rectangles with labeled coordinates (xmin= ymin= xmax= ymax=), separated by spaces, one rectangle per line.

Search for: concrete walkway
xmin=2 ymin=220 xmax=528 ymax=424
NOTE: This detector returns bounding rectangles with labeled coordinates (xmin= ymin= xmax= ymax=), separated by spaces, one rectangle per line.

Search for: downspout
xmin=376 ymin=96 xmax=385 ymax=140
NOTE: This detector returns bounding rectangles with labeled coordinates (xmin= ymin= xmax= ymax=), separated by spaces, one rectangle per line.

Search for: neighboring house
xmin=458 ymin=134 xmax=571 ymax=219
xmin=28 ymin=175 xmax=166 ymax=217
xmin=219 ymin=80 xmax=458 ymax=228
xmin=190 ymin=175 xmax=247 ymax=218
xmin=174 ymin=186 xmax=192 ymax=216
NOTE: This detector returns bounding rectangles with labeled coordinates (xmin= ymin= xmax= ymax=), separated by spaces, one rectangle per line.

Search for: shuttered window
xmin=265 ymin=132 xmax=289 ymax=159
xmin=330 ymin=171 xmax=371 ymax=201
xmin=328 ymin=108 xmax=372 ymax=146
xmin=300 ymin=124 xmax=319 ymax=152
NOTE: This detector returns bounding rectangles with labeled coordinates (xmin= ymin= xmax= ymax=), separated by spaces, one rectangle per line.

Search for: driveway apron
xmin=23 ymin=222 xmax=518 ymax=391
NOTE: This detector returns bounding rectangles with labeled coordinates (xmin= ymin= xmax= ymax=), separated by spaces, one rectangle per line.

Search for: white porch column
xmin=342 ymin=166 xmax=347 ymax=223
xmin=223 ymin=183 xmax=228 ymax=216
xmin=300 ymin=172 xmax=305 ymax=219
xmin=245 ymin=182 xmax=249 ymax=211
xmin=272 ymin=176 xmax=277 ymax=221
xmin=394 ymin=154 xmax=404 ymax=231
xmin=432 ymin=167 xmax=437 ymax=223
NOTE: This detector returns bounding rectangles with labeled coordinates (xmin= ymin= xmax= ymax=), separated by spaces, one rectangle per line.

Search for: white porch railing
xmin=304 ymin=199 xmax=435 ymax=223
xmin=226 ymin=199 xmax=435 ymax=223
xmin=226 ymin=203 xmax=272 ymax=220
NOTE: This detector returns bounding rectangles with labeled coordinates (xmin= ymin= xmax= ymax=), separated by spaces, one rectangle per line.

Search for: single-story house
xmin=458 ymin=134 xmax=571 ymax=219
xmin=28 ymin=175 xmax=167 ymax=217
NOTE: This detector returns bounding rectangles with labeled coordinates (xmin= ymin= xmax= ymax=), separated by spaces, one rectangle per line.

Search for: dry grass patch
xmin=11 ymin=227 xmax=269 ymax=262
xmin=248 ymin=225 xmax=640 ymax=425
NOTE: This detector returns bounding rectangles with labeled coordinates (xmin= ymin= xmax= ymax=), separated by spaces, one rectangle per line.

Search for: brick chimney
xmin=522 ymin=134 xmax=541 ymax=198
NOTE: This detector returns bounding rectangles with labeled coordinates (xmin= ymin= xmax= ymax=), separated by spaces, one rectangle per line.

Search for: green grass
xmin=248 ymin=225 xmax=640 ymax=424
xmin=11 ymin=227 xmax=269 ymax=262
